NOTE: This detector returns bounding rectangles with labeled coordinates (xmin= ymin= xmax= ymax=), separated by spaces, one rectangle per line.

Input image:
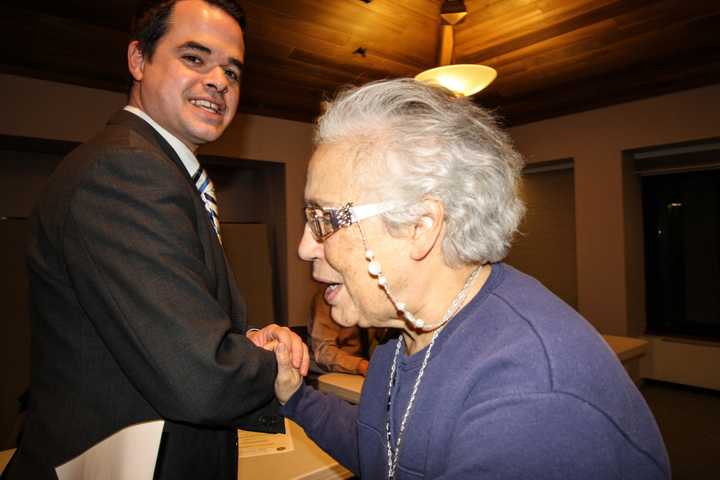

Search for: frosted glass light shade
xmin=415 ymin=64 xmax=497 ymax=97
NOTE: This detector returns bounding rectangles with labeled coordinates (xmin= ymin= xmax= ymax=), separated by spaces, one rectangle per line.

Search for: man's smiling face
xmin=128 ymin=0 xmax=245 ymax=151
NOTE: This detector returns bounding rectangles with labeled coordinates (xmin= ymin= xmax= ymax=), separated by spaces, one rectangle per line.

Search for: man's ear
xmin=410 ymin=198 xmax=444 ymax=261
xmin=127 ymin=40 xmax=145 ymax=81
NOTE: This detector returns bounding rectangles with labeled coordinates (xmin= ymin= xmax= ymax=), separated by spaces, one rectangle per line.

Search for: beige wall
xmin=506 ymin=167 xmax=578 ymax=309
xmin=509 ymin=83 xmax=720 ymax=336
xmin=0 ymin=73 xmax=316 ymax=326
xmin=202 ymin=114 xmax=316 ymax=326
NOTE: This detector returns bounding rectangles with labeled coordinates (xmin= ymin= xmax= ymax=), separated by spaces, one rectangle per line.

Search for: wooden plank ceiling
xmin=1 ymin=0 xmax=719 ymax=126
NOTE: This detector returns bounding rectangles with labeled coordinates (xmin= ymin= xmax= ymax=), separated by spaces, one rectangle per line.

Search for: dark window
xmin=642 ymin=170 xmax=720 ymax=339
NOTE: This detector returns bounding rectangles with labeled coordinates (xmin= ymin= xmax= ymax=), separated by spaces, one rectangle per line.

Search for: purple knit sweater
xmin=282 ymin=263 xmax=670 ymax=479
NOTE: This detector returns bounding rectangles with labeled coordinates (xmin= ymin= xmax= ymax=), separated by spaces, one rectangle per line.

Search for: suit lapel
xmin=107 ymin=110 xmax=196 ymax=189
xmin=107 ymin=110 xmax=246 ymax=330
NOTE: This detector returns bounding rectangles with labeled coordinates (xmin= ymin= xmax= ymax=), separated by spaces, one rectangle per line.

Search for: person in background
xmin=3 ymin=1 xmax=308 ymax=479
xmin=309 ymin=289 xmax=389 ymax=375
xmin=273 ymin=78 xmax=670 ymax=479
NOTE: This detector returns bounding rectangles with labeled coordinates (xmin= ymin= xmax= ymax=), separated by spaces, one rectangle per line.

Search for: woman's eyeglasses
xmin=303 ymin=202 xmax=396 ymax=241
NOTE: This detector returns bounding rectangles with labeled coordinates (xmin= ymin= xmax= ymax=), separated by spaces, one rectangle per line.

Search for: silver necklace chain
xmin=384 ymin=265 xmax=482 ymax=479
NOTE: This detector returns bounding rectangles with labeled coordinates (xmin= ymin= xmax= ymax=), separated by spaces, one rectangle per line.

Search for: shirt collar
xmin=123 ymin=105 xmax=200 ymax=178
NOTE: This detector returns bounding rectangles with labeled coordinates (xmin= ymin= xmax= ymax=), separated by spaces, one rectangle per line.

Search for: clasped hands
xmin=246 ymin=324 xmax=306 ymax=404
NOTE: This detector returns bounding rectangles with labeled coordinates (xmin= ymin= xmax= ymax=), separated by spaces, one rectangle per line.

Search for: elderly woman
xmin=274 ymin=79 xmax=669 ymax=479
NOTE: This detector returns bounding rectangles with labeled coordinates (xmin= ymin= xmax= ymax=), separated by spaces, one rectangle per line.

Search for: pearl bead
xmin=367 ymin=260 xmax=382 ymax=276
xmin=395 ymin=302 xmax=406 ymax=312
xmin=377 ymin=276 xmax=388 ymax=287
xmin=414 ymin=318 xmax=425 ymax=329
xmin=365 ymin=250 xmax=375 ymax=260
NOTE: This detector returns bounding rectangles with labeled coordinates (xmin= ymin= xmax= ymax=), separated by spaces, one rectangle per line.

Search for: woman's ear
xmin=410 ymin=198 xmax=444 ymax=261
xmin=127 ymin=40 xmax=145 ymax=82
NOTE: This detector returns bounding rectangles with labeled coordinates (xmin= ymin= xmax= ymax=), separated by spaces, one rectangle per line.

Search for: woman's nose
xmin=298 ymin=224 xmax=323 ymax=261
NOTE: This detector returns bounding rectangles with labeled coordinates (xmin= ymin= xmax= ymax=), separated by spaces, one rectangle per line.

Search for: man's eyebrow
xmin=229 ymin=57 xmax=244 ymax=71
xmin=179 ymin=41 xmax=211 ymax=55
xmin=179 ymin=41 xmax=244 ymax=71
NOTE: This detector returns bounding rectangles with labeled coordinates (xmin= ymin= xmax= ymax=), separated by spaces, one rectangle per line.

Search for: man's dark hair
xmin=130 ymin=0 xmax=246 ymax=60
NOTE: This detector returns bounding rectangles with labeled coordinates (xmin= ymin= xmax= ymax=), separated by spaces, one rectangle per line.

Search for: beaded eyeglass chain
xmin=357 ymin=223 xmax=480 ymax=332
xmin=381 ymin=266 xmax=480 ymax=479
xmin=355 ymin=221 xmax=480 ymax=479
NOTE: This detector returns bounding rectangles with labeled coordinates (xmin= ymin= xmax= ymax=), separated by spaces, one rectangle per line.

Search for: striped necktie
xmin=193 ymin=167 xmax=221 ymax=240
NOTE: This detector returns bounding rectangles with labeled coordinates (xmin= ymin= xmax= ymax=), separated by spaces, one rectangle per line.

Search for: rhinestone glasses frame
xmin=304 ymin=202 xmax=396 ymax=241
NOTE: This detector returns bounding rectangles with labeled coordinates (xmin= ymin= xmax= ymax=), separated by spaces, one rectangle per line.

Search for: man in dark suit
xmin=3 ymin=1 xmax=309 ymax=478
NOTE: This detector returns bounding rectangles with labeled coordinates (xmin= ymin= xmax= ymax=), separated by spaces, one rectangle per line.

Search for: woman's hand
xmin=274 ymin=343 xmax=303 ymax=405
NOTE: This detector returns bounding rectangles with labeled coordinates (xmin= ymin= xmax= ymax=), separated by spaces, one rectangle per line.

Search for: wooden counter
xmin=316 ymin=373 xmax=364 ymax=404
xmin=602 ymin=334 xmax=648 ymax=363
xmin=602 ymin=334 xmax=648 ymax=383
xmin=237 ymin=420 xmax=351 ymax=480
xmin=0 ymin=449 xmax=13 ymax=475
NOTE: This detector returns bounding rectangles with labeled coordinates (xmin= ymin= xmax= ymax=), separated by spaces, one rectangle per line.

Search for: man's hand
xmin=274 ymin=343 xmax=303 ymax=405
xmin=247 ymin=324 xmax=310 ymax=376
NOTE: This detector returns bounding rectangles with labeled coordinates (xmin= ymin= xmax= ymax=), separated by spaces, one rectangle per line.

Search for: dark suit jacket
xmin=4 ymin=111 xmax=283 ymax=480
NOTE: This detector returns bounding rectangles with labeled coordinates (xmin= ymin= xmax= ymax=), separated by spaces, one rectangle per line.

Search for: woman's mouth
xmin=324 ymin=283 xmax=342 ymax=303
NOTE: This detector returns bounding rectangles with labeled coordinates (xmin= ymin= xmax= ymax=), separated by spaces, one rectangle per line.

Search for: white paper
xmin=238 ymin=418 xmax=295 ymax=458
xmin=55 ymin=420 xmax=165 ymax=480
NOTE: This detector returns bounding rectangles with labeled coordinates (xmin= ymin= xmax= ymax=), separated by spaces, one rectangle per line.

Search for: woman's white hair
xmin=316 ymin=78 xmax=526 ymax=266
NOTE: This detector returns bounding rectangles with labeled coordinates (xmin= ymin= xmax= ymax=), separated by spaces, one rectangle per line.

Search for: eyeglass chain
xmin=353 ymin=220 xmax=481 ymax=477
xmin=384 ymin=265 xmax=480 ymax=479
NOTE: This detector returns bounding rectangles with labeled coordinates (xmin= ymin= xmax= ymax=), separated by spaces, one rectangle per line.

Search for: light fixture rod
xmin=438 ymin=24 xmax=454 ymax=66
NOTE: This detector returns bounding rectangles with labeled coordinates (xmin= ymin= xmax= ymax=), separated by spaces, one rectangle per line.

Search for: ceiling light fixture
xmin=415 ymin=0 xmax=496 ymax=97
